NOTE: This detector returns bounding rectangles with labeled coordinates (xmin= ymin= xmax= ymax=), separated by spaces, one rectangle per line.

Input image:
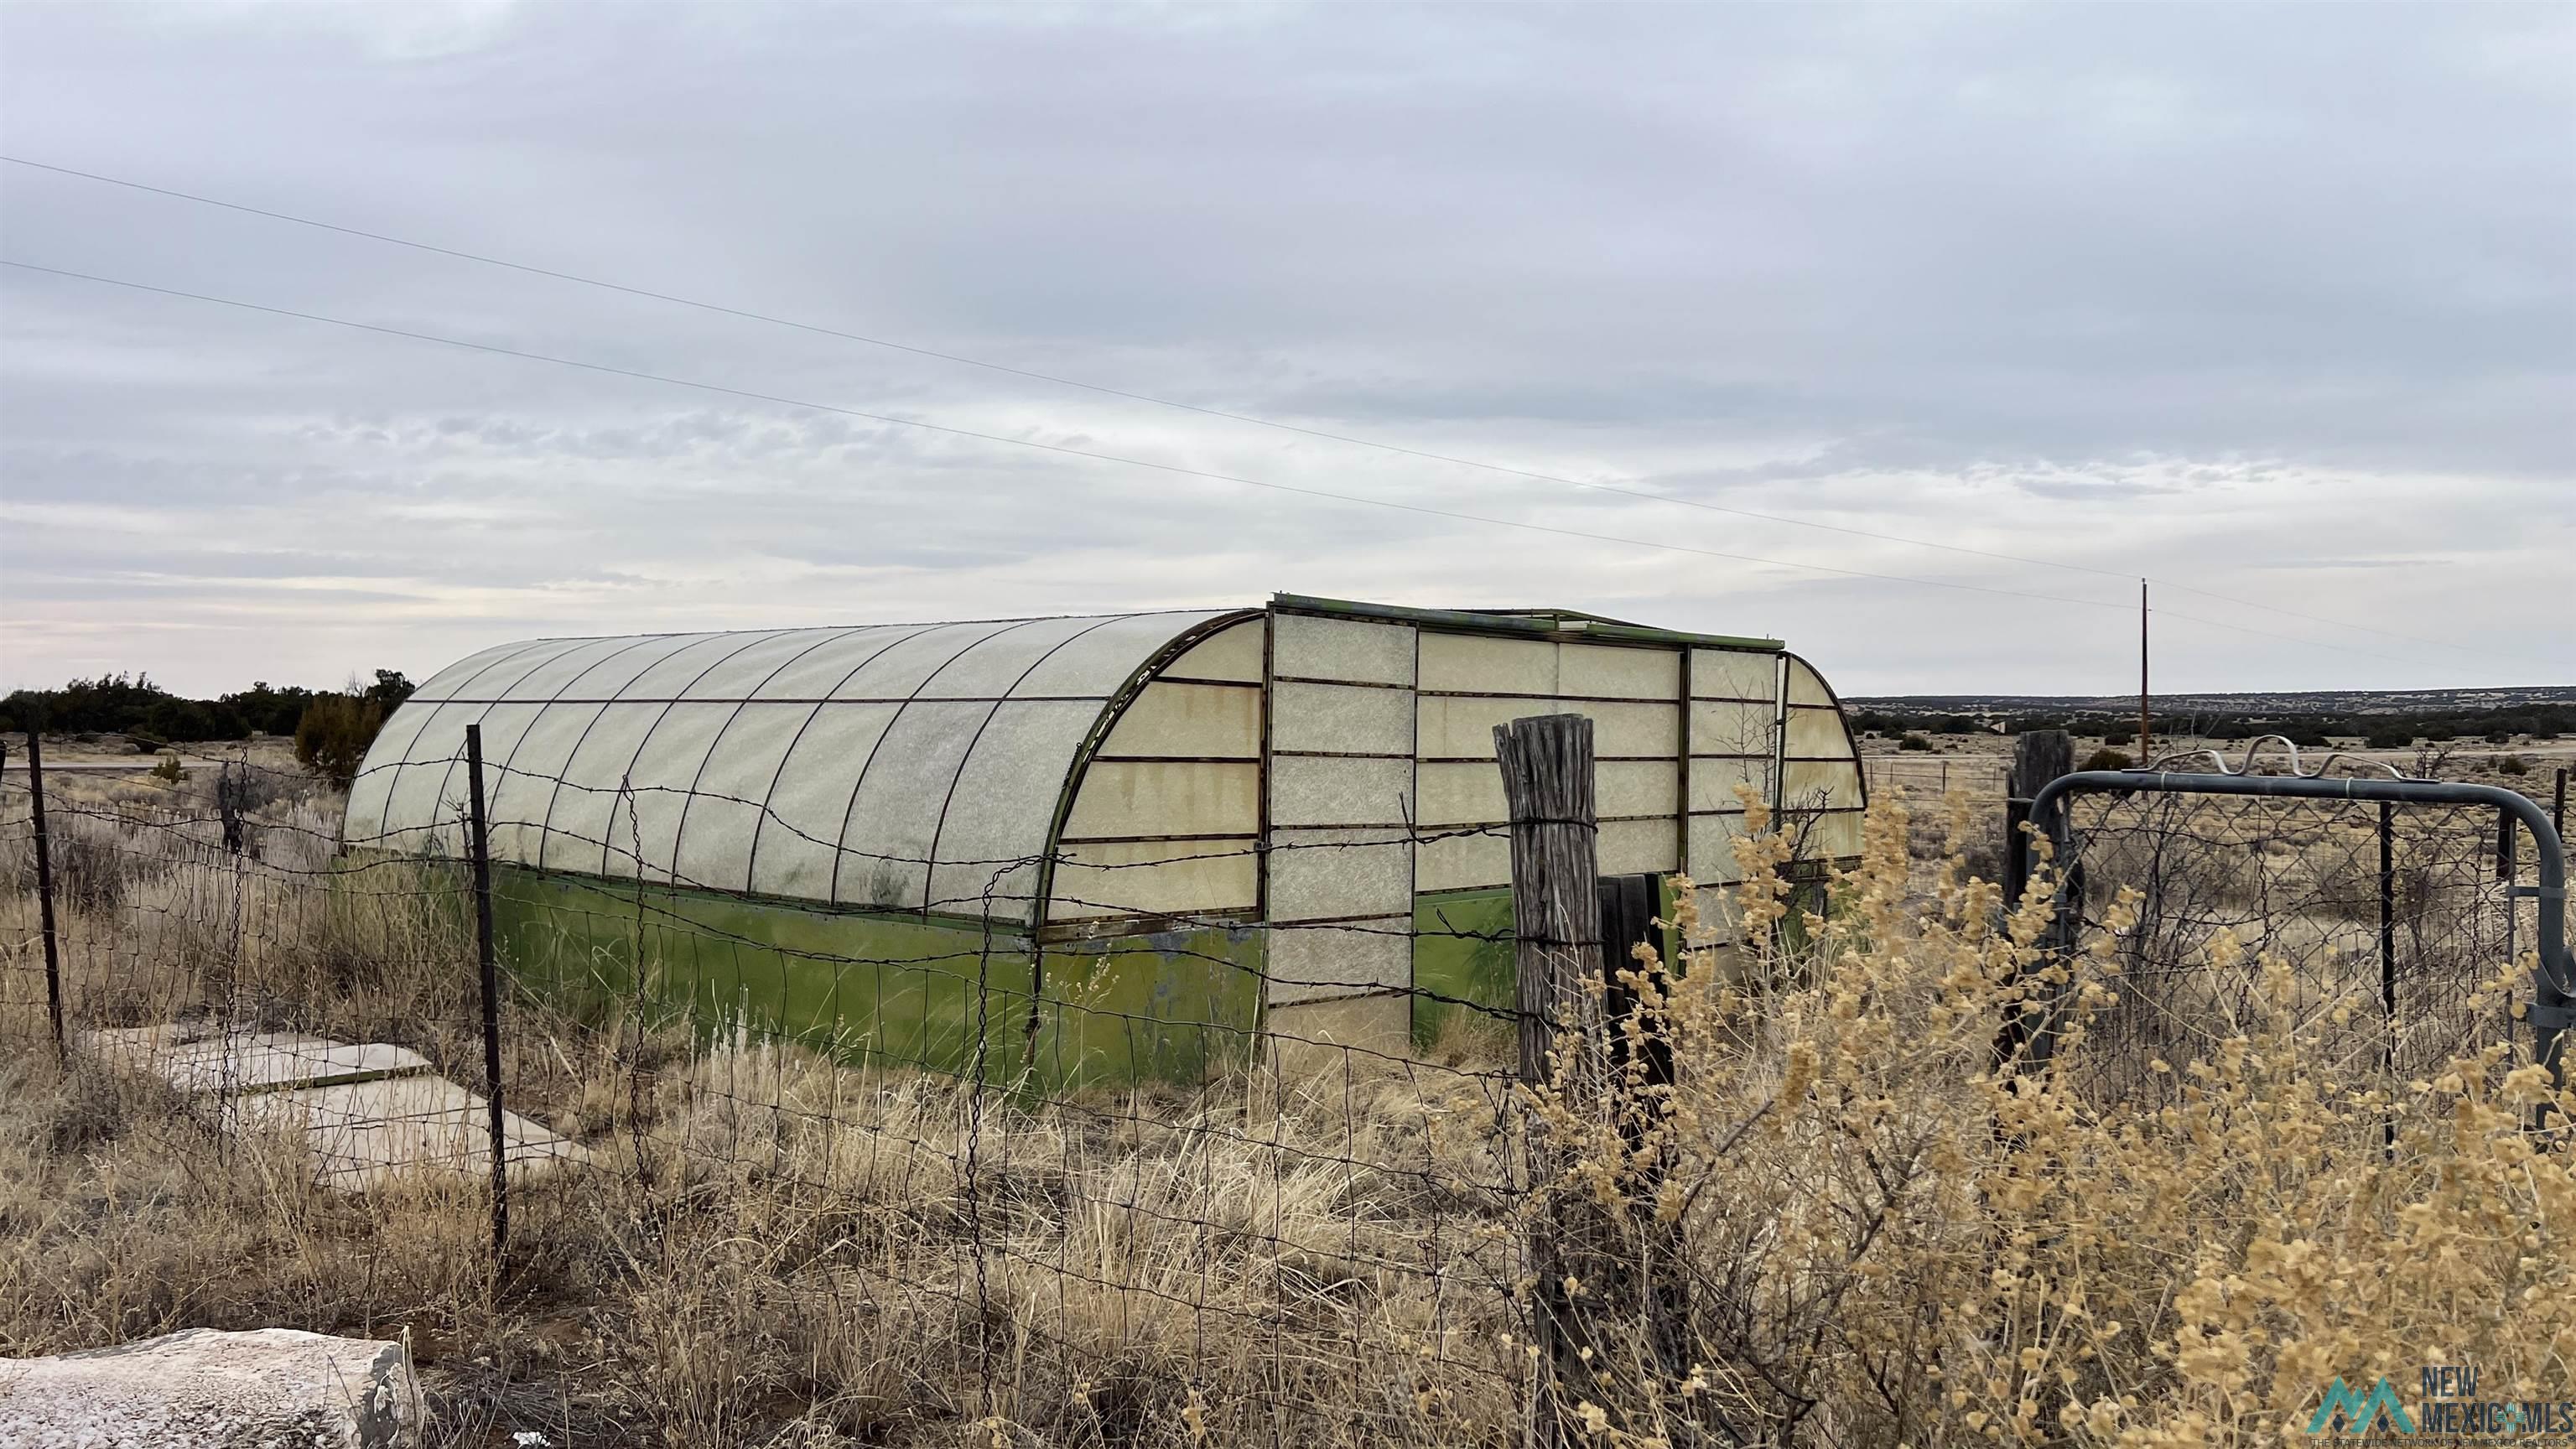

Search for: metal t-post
xmin=464 ymin=724 xmax=508 ymax=1262
xmin=22 ymin=733 xmax=65 ymax=1060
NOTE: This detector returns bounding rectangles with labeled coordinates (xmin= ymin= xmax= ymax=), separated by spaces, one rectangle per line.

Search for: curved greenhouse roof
xmin=350 ymin=596 xmax=1864 ymax=960
xmin=344 ymin=609 xmax=1257 ymax=922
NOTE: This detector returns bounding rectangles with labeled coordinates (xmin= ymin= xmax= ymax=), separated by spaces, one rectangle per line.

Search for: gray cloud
xmin=1 ymin=1 xmax=2568 ymax=698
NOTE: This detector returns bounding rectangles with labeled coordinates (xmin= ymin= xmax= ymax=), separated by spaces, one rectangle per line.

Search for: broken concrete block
xmin=0 ymin=1326 xmax=418 ymax=1447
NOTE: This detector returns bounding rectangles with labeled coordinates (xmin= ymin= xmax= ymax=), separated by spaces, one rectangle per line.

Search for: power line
xmin=1 ymin=257 xmax=2470 ymax=675
xmin=0 ymin=153 xmax=2502 ymax=664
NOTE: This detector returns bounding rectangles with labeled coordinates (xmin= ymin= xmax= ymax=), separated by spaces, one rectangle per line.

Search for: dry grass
xmin=0 ymin=767 xmax=2568 ymax=1446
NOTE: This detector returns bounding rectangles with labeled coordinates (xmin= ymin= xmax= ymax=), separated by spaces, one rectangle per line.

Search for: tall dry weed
xmin=0 ymin=775 xmax=2565 ymax=1446
xmin=1519 ymin=788 xmax=2572 ymax=1446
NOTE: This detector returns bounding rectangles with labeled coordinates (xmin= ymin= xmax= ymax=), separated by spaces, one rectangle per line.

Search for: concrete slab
xmin=81 ymin=1021 xmax=586 ymax=1192
xmin=228 ymin=1075 xmax=589 ymax=1189
xmin=82 ymin=1025 xmax=431 ymax=1094
xmin=0 ymin=1327 xmax=418 ymax=1447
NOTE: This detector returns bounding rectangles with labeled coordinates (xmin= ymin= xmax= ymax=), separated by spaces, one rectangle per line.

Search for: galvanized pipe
xmin=2024 ymin=770 xmax=2572 ymax=1088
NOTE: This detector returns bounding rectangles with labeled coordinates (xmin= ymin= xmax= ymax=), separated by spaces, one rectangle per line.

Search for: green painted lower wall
xmin=339 ymin=855 xmax=1725 ymax=1084
xmin=484 ymin=865 xmax=1260 ymax=1092
xmin=1410 ymin=888 xmax=1516 ymax=1050
xmin=1406 ymin=879 xmax=1687 ymax=1050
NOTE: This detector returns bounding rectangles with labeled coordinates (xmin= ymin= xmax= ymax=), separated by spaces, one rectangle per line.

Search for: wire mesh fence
xmin=2037 ymin=776 xmax=2566 ymax=1110
xmin=3 ymin=735 xmax=2566 ymax=1444
xmin=0 ymin=740 xmax=1555 ymax=1441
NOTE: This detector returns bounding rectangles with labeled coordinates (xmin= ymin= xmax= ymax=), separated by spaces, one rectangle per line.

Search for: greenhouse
xmin=344 ymin=594 xmax=1867 ymax=1086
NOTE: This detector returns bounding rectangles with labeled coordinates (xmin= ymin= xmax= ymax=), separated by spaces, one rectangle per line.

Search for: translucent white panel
xmin=1418 ymin=632 xmax=1553 ymax=693
xmin=673 ymin=703 xmax=815 ymax=894
xmin=1601 ymin=818 xmax=1679 ymax=875
xmin=556 ymin=631 xmax=726 ymax=701
xmin=1803 ymin=810 xmax=1866 ymax=859
xmin=1062 ymin=761 xmax=1259 ymax=840
xmin=1690 ymin=699 xmax=1778 ymax=757
xmin=1588 ymin=702 xmax=1680 ymax=756
xmin=1598 ymin=761 xmax=1680 ymax=818
xmin=537 ymin=704 xmax=669 ymax=877
xmin=1014 ymin=611 xmax=1239 ymax=697
xmin=377 ymin=701 xmax=487 ymax=855
xmin=1688 ymin=756 xmax=1776 ymax=813
xmin=1268 ymin=921 xmax=1410 ymax=1005
xmin=835 ymin=700 xmax=995 ymax=910
xmin=1269 ymin=756 xmax=1413 ymax=828
xmin=1047 ymin=839 xmax=1259 ymax=922
xmin=486 ymin=704 xmax=605 ymax=864
xmin=1272 ymin=613 xmax=1415 ymax=686
xmin=1270 ymin=682 xmax=1412 ymax=755
xmin=406 ymin=639 xmax=553 ymax=702
xmin=1688 ymin=814 xmax=1755 ymax=884
xmin=1786 ymin=704 xmax=1854 ymax=760
xmin=491 ymin=635 xmax=672 ymax=701
xmin=679 ymin=629 xmax=849 ymax=699
xmin=1097 ymin=681 xmax=1260 ymax=758
xmin=917 ymin=615 xmax=1108 ymax=700
xmin=1417 ymin=829 xmax=1511 ymax=892
xmin=1156 ymin=617 xmax=1264 ymax=683
xmin=829 ymin=621 xmax=1023 ymax=699
xmin=927 ymin=699 xmax=1105 ymax=918
xmin=621 ymin=704 xmax=740 ymax=885
xmin=1269 ymin=827 xmax=1410 ymax=921
xmin=1416 ymin=697 xmax=1677 ymax=758
xmin=345 ymin=703 xmax=436 ymax=844
xmin=444 ymin=638 xmax=595 ymax=701
xmin=1783 ymin=759 xmax=1864 ymax=812
xmin=752 ymin=626 xmax=916 ymax=699
xmin=1785 ymin=657 xmax=1836 ymax=708
xmin=1691 ymin=649 xmax=1779 ymax=702
xmin=1415 ymin=761 xmax=1505 ymax=828
xmin=750 ymin=703 xmax=901 ymax=901
xmin=617 ymin=633 xmax=777 ymax=699
xmin=449 ymin=703 xmax=543 ymax=860
xmin=1560 ymin=642 xmax=1680 ymax=699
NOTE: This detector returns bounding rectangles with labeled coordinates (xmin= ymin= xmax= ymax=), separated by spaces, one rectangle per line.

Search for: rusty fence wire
xmin=4 ymin=740 xmax=2565 ymax=1445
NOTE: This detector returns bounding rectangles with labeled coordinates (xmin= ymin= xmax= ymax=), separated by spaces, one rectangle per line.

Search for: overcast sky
xmin=2 ymin=3 xmax=2568 ymax=699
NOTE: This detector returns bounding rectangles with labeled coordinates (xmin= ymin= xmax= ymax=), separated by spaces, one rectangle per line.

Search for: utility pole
xmin=2138 ymin=579 xmax=2151 ymax=762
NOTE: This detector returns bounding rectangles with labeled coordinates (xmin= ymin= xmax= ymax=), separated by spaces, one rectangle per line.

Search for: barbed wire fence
xmin=0 ymin=731 xmax=1571 ymax=1441
xmin=3 ymin=726 xmax=2567 ymax=1442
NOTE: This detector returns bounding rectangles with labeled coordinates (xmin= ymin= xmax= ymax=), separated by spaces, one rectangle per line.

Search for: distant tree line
xmin=1 ymin=670 xmax=416 ymax=786
xmin=1847 ymin=703 xmax=2571 ymax=751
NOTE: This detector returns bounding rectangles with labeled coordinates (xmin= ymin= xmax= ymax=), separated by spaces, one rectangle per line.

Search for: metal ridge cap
xmin=1269 ymin=593 xmax=1783 ymax=651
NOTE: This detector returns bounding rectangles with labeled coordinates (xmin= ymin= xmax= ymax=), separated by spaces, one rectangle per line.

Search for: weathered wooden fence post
xmin=1494 ymin=714 xmax=1603 ymax=1447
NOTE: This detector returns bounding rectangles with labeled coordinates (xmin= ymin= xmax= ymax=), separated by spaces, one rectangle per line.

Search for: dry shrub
xmin=0 ymin=776 xmax=2566 ymax=1446
xmin=1523 ymin=789 xmax=2574 ymax=1446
